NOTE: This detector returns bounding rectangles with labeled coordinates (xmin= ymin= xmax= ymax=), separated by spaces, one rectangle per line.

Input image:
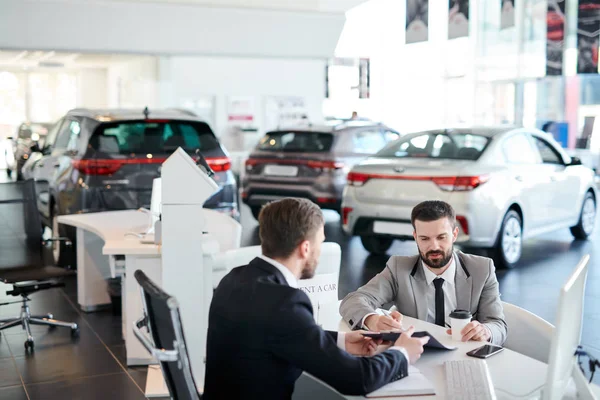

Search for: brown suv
xmin=241 ymin=120 xmax=399 ymax=219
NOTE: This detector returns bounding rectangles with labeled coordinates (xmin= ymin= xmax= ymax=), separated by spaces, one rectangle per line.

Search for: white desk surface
xmin=57 ymin=210 xmax=160 ymax=256
xmin=317 ymin=301 xmax=548 ymax=400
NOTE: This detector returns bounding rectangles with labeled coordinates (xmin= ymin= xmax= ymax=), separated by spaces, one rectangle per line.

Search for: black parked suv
xmin=22 ymin=108 xmax=238 ymax=265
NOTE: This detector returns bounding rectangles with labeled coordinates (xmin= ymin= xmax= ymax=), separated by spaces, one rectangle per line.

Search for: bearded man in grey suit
xmin=340 ymin=200 xmax=507 ymax=346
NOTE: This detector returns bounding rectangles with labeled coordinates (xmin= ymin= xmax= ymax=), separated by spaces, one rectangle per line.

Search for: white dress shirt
xmin=421 ymin=258 xmax=457 ymax=327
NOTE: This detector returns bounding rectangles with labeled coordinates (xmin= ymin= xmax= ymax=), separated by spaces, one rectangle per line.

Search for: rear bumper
xmin=58 ymin=175 xmax=239 ymax=229
xmin=342 ymin=189 xmax=499 ymax=248
xmin=242 ymin=185 xmax=341 ymax=212
xmin=349 ymin=215 xmax=470 ymax=243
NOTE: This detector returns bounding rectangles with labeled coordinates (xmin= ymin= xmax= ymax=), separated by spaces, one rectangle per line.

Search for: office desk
xmin=316 ymin=301 xmax=549 ymax=400
xmin=59 ymin=210 xmax=221 ymax=366
xmin=58 ymin=210 xmax=161 ymax=365
xmin=58 ymin=210 xmax=155 ymax=312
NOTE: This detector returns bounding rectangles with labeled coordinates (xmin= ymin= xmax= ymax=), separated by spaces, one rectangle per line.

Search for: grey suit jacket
xmin=339 ymin=251 xmax=507 ymax=346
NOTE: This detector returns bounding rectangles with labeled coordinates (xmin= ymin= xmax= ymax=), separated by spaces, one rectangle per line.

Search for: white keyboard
xmin=444 ymin=359 xmax=496 ymax=400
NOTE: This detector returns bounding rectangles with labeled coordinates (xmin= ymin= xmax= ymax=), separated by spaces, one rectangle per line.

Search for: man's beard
xmin=419 ymin=246 xmax=454 ymax=269
xmin=300 ymin=253 xmax=318 ymax=279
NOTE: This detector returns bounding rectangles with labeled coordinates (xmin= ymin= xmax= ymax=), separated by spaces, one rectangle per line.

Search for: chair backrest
xmin=202 ymin=209 xmax=242 ymax=252
xmin=502 ymin=301 xmax=555 ymax=363
xmin=133 ymin=270 xmax=200 ymax=400
xmin=212 ymin=242 xmax=341 ymax=286
xmin=0 ymin=180 xmax=44 ymax=269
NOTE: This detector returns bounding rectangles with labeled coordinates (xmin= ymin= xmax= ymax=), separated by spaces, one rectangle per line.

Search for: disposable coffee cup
xmin=449 ymin=310 xmax=472 ymax=341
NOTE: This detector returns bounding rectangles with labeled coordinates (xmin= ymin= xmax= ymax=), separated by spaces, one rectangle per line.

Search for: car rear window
xmin=257 ymin=131 xmax=334 ymax=152
xmin=376 ymin=132 xmax=489 ymax=160
xmin=90 ymin=120 xmax=220 ymax=154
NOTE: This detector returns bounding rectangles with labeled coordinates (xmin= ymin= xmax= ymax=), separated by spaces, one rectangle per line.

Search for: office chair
xmin=0 ymin=180 xmax=79 ymax=351
xmin=133 ymin=269 xmax=201 ymax=400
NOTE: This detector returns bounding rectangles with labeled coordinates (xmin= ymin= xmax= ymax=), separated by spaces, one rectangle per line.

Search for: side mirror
xmin=569 ymin=156 xmax=583 ymax=166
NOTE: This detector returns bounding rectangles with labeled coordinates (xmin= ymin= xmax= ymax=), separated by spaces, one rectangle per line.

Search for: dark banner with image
xmin=500 ymin=0 xmax=515 ymax=29
xmin=448 ymin=0 xmax=469 ymax=39
xmin=406 ymin=0 xmax=429 ymax=43
xmin=577 ymin=0 xmax=600 ymax=74
xmin=546 ymin=0 xmax=566 ymax=76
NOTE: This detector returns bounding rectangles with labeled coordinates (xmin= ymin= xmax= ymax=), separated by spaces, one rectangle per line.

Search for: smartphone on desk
xmin=466 ymin=344 xmax=504 ymax=359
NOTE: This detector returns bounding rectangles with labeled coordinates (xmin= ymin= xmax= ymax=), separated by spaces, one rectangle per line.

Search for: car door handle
xmin=52 ymin=162 xmax=60 ymax=168
xmin=514 ymin=175 xmax=523 ymax=182
xmin=37 ymin=162 xmax=44 ymax=168
xmin=550 ymin=175 xmax=557 ymax=182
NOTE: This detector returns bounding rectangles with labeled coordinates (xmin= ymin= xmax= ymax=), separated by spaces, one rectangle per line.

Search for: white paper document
xmin=366 ymin=366 xmax=436 ymax=398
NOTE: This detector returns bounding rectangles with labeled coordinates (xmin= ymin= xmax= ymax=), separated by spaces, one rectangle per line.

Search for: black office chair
xmin=0 ymin=179 xmax=79 ymax=351
xmin=133 ymin=270 xmax=201 ymax=400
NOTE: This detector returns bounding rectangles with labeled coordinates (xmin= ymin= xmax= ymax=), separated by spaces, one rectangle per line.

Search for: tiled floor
xmin=0 ymin=173 xmax=599 ymax=398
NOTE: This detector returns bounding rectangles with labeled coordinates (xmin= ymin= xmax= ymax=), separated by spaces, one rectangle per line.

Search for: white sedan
xmin=341 ymin=127 xmax=597 ymax=268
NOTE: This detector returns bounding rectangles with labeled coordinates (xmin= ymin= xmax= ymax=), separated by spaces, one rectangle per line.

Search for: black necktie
xmin=433 ymin=278 xmax=445 ymax=327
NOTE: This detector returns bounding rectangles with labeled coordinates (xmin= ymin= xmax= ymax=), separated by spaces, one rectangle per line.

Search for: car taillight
xmin=432 ymin=175 xmax=489 ymax=191
xmin=342 ymin=207 xmax=353 ymax=225
xmin=347 ymin=172 xmax=370 ymax=186
xmin=206 ymin=157 xmax=231 ymax=172
xmin=72 ymin=156 xmax=230 ymax=176
xmin=456 ymin=215 xmax=469 ymax=235
xmin=307 ymin=160 xmax=344 ymax=170
xmin=72 ymin=159 xmax=126 ymax=175
xmin=347 ymin=172 xmax=489 ymax=191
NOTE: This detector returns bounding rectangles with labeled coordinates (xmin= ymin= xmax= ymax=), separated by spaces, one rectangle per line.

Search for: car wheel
xmin=250 ymin=206 xmax=262 ymax=221
xmin=360 ymin=236 xmax=394 ymax=255
xmin=570 ymin=192 xmax=596 ymax=240
xmin=493 ymin=210 xmax=522 ymax=269
xmin=51 ymin=203 xmax=71 ymax=267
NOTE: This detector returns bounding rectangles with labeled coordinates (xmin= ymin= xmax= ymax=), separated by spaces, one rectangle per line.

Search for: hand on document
xmin=394 ymin=327 xmax=430 ymax=364
xmin=345 ymin=330 xmax=384 ymax=357
xmin=364 ymin=306 xmax=404 ymax=332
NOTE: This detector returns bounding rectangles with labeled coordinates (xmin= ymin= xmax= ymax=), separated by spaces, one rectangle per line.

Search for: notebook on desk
xmin=366 ymin=366 xmax=435 ymax=398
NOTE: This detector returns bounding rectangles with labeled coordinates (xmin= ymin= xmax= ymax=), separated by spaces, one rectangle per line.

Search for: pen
xmin=380 ymin=305 xmax=404 ymax=330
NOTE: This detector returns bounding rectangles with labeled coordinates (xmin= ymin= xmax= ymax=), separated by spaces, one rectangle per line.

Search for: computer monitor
xmin=543 ymin=254 xmax=590 ymax=400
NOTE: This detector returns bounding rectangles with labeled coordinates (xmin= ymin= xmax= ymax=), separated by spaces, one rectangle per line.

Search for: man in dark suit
xmin=204 ymin=198 xmax=430 ymax=399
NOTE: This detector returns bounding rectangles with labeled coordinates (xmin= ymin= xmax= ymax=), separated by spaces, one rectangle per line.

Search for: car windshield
xmin=91 ymin=120 xmax=220 ymax=154
xmin=257 ymin=131 xmax=334 ymax=152
xmin=376 ymin=132 xmax=489 ymax=160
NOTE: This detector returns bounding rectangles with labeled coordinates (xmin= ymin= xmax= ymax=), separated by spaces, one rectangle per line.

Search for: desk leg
xmin=124 ymin=254 xmax=161 ymax=366
xmin=76 ymin=228 xmax=111 ymax=312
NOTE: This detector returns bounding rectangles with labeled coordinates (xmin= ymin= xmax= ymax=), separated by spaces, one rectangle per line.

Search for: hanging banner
xmin=406 ymin=0 xmax=429 ymax=44
xmin=577 ymin=0 xmax=600 ymax=74
xmin=500 ymin=0 xmax=515 ymax=30
xmin=546 ymin=0 xmax=567 ymax=76
xmin=448 ymin=0 xmax=469 ymax=39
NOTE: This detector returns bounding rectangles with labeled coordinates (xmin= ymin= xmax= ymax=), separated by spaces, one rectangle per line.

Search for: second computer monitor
xmin=542 ymin=254 xmax=590 ymax=400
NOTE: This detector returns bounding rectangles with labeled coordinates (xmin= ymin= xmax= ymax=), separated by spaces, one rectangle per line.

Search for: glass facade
xmin=334 ymin=0 xmax=600 ymax=152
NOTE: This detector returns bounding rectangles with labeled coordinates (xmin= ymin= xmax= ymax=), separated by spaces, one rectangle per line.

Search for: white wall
xmin=77 ymin=69 xmax=109 ymax=109
xmin=158 ymin=56 xmax=326 ymax=139
xmin=107 ymin=57 xmax=159 ymax=108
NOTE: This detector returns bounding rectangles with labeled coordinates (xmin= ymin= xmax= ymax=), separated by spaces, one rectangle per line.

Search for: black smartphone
xmin=466 ymin=344 xmax=504 ymax=359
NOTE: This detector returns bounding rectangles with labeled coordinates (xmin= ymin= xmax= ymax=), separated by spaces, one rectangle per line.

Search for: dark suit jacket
xmin=203 ymin=257 xmax=409 ymax=400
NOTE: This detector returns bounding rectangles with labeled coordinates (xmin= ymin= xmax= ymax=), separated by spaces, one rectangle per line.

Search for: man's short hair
xmin=258 ymin=198 xmax=324 ymax=259
xmin=411 ymin=200 xmax=456 ymax=228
